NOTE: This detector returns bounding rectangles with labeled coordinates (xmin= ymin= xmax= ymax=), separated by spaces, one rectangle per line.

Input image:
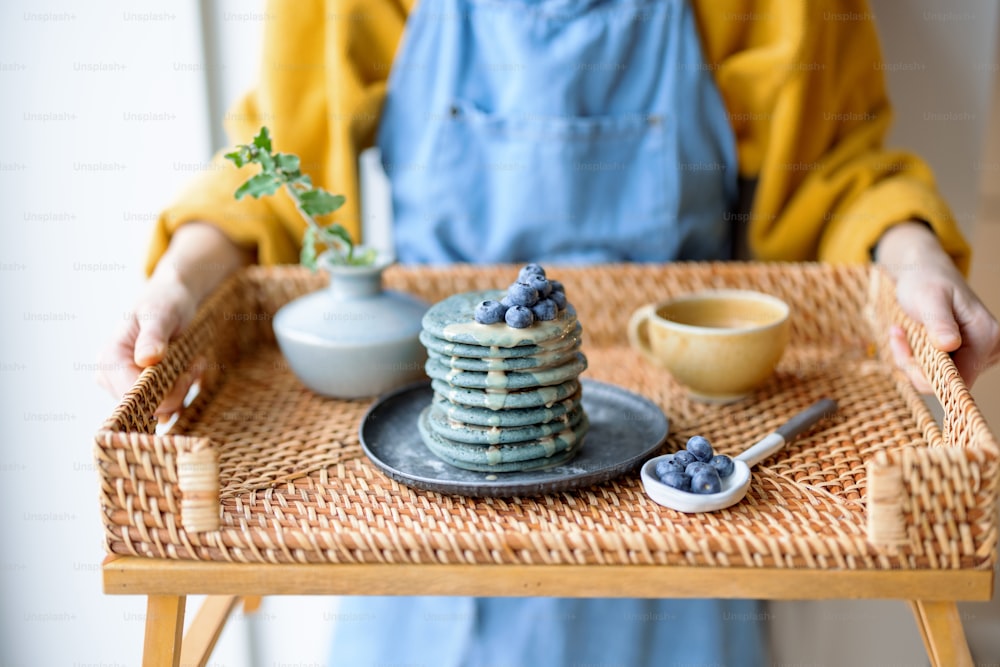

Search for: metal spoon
xmin=641 ymin=398 xmax=838 ymax=513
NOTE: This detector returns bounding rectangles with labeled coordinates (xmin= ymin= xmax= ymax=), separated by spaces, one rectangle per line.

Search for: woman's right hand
xmin=98 ymin=222 xmax=253 ymax=417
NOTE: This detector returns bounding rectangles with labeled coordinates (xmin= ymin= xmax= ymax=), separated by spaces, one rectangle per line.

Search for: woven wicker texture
xmin=95 ymin=264 xmax=999 ymax=569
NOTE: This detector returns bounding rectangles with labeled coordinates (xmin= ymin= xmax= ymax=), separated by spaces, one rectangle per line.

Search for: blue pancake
xmin=430 ymin=378 xmax=580 ymax=411
xmin=426 ymin=339 xmax=581 ymax=372
xmin=425 ymin=353 xmax=588 ymax=390
xmin=422 ymin=437 xmax=583 ymax=473
xmin=432 ymin=390 xmax=582 ymax=427
xmin=427 ymin=402 xmax=585 ymax=445
xmin=422 ymin=290 xmax=579 ymax=348
xmin=418 ymin=406 xmax=589 ymax=471
xmin=419 ymin=323 xmax=583 ymax=360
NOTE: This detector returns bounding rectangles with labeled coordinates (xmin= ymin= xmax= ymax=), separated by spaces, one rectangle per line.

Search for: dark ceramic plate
xmin=359 ymin=379 xmax=669 ymax=497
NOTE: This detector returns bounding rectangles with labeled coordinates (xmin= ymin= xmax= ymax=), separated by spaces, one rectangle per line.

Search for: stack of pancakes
xmin=418 ymin=290 xmax=589 ymax=472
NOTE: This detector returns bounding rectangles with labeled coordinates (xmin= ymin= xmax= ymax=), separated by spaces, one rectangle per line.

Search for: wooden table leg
xmin=179 ymin=596 xmax=240 ymax=667
xmin=242 ymin=595 xmax=263 ymax=614
xmin=908 ymin=600 xmax=974 ymax=667
xmin=143 ymin=595 xmax=186 ymax=667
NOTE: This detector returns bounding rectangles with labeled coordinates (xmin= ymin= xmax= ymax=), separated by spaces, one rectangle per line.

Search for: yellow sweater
xmin=148 ymin=0 xmax=970 ymax=274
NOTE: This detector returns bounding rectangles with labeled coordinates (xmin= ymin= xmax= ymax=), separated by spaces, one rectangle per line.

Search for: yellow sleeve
xmin=146 ymin=0 xmax=410 ymax=275
xmin=694 ymin=0 xmax=971 ymax=273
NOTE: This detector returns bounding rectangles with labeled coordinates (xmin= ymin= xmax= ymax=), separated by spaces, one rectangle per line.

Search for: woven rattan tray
xmin=95 ymin=263 xmax=999 ymax=570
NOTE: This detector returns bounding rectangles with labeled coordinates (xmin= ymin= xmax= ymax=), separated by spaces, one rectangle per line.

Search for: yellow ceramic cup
xmin=628 ymin=289 xmax=791 ymax=402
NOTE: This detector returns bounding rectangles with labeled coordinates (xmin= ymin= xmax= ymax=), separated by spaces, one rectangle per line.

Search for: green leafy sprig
xmin=224 ymin=126 xmax=375 ymax=269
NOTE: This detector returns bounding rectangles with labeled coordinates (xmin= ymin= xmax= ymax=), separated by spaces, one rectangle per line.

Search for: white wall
xmin=872 ymin=0 xmax=1000 ymax=236
xmin=0 ymin=1 xmax=253 ymax=665
xmin=0 ymin=1 xmax=997 ymax=666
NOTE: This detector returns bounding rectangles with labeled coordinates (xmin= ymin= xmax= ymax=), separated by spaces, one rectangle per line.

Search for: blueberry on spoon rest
xmin=710 ymin=454 xmax=735 ymax=478
xmin=673 ymin=450 xmax=697 ymax=467
xmin=661 ymin=471 xmax=692 ymax=492
xmin=691 ymin=468 xmax=722 ymax=494
xmin=655 ymin=458 xmax=685 ymax=478
xmin=686 ymin=435 xmax=714 ymax=462
xmin=685 ymin=461 xmax=713 ymax=477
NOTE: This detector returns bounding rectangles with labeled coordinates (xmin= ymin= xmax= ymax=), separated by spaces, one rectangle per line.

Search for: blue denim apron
xmin=379 ymin=0 xmax=737 ymax=264
xmin=331 ymin=1 xmax=767 ymax=665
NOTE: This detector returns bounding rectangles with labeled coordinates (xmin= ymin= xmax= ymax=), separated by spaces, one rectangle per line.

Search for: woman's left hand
xmin=876 ymin=222 xmax=1000 ymax=392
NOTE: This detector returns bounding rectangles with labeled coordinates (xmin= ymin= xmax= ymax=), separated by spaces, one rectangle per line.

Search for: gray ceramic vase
xmin=273 ymin=253 xmax=428 ymax=399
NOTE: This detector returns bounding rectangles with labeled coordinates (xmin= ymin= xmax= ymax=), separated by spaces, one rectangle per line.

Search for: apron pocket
xmin=427 ymin=98 xmax=673 ymax=262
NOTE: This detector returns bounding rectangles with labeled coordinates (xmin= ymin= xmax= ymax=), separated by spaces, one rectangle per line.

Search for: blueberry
xmin=518 ymin=263 xmax=546 ymax=281
xmin=654 ymin=458 xmax=686 ymax=478
xmin=523 ymin=273 xmax=552 ymax=297
xmin=686 ymin=435 xmax=714 ymax=462
xmin=685 ymin=461 xmax=713 ymax=477
xmin=690 ymin=469 xmax=722 ymax=494
xmin=549 ymin=290 xmax=567 ymax=310
xmin=500 ymin=295 xmax=513 ymax=308
xmin=549 ymin=279 xmax=565 ymax=294
xmin=474 ymin=299 xmax=507 ymax=324
xmin=505 ymin=305 xmax=534 ymax=328
xmin=507 ymin=282 xmax=540 ymax=307
xmin=710 ymin=454 xmax=735 ymax=478
xmin=531 ymin=298 xmax=557 ymax=321
xmin=660 ymin=471 xmax=692 ymax=492
xmin=673 ymin=450 xmax=696 ymax=467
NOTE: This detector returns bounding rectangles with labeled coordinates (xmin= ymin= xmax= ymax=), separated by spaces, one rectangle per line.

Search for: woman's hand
xmin=97 ymin=223 xmax=252 ymax=416
xmin=876 ymin=222 xmax=1000 ymax=392
xmin=98 ymin=277 xmax=199 ymax=416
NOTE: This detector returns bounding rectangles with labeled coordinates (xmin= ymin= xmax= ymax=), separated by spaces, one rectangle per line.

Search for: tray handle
xmin=867 ymin=451 xmax=907 ymax=547
xmin=865 ymin=269 xmax=1000 ymax=555
xmin=94 ymin=430 xmax=220 ymax=538
xmin=867 ymin=267 xmax=996 ymax=451
xmin=177 ymin=442 xmax=220 ymax=533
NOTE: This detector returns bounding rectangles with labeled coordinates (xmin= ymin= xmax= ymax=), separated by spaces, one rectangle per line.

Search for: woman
xmin=100 ymin=1 xmax=1000 ymax=664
